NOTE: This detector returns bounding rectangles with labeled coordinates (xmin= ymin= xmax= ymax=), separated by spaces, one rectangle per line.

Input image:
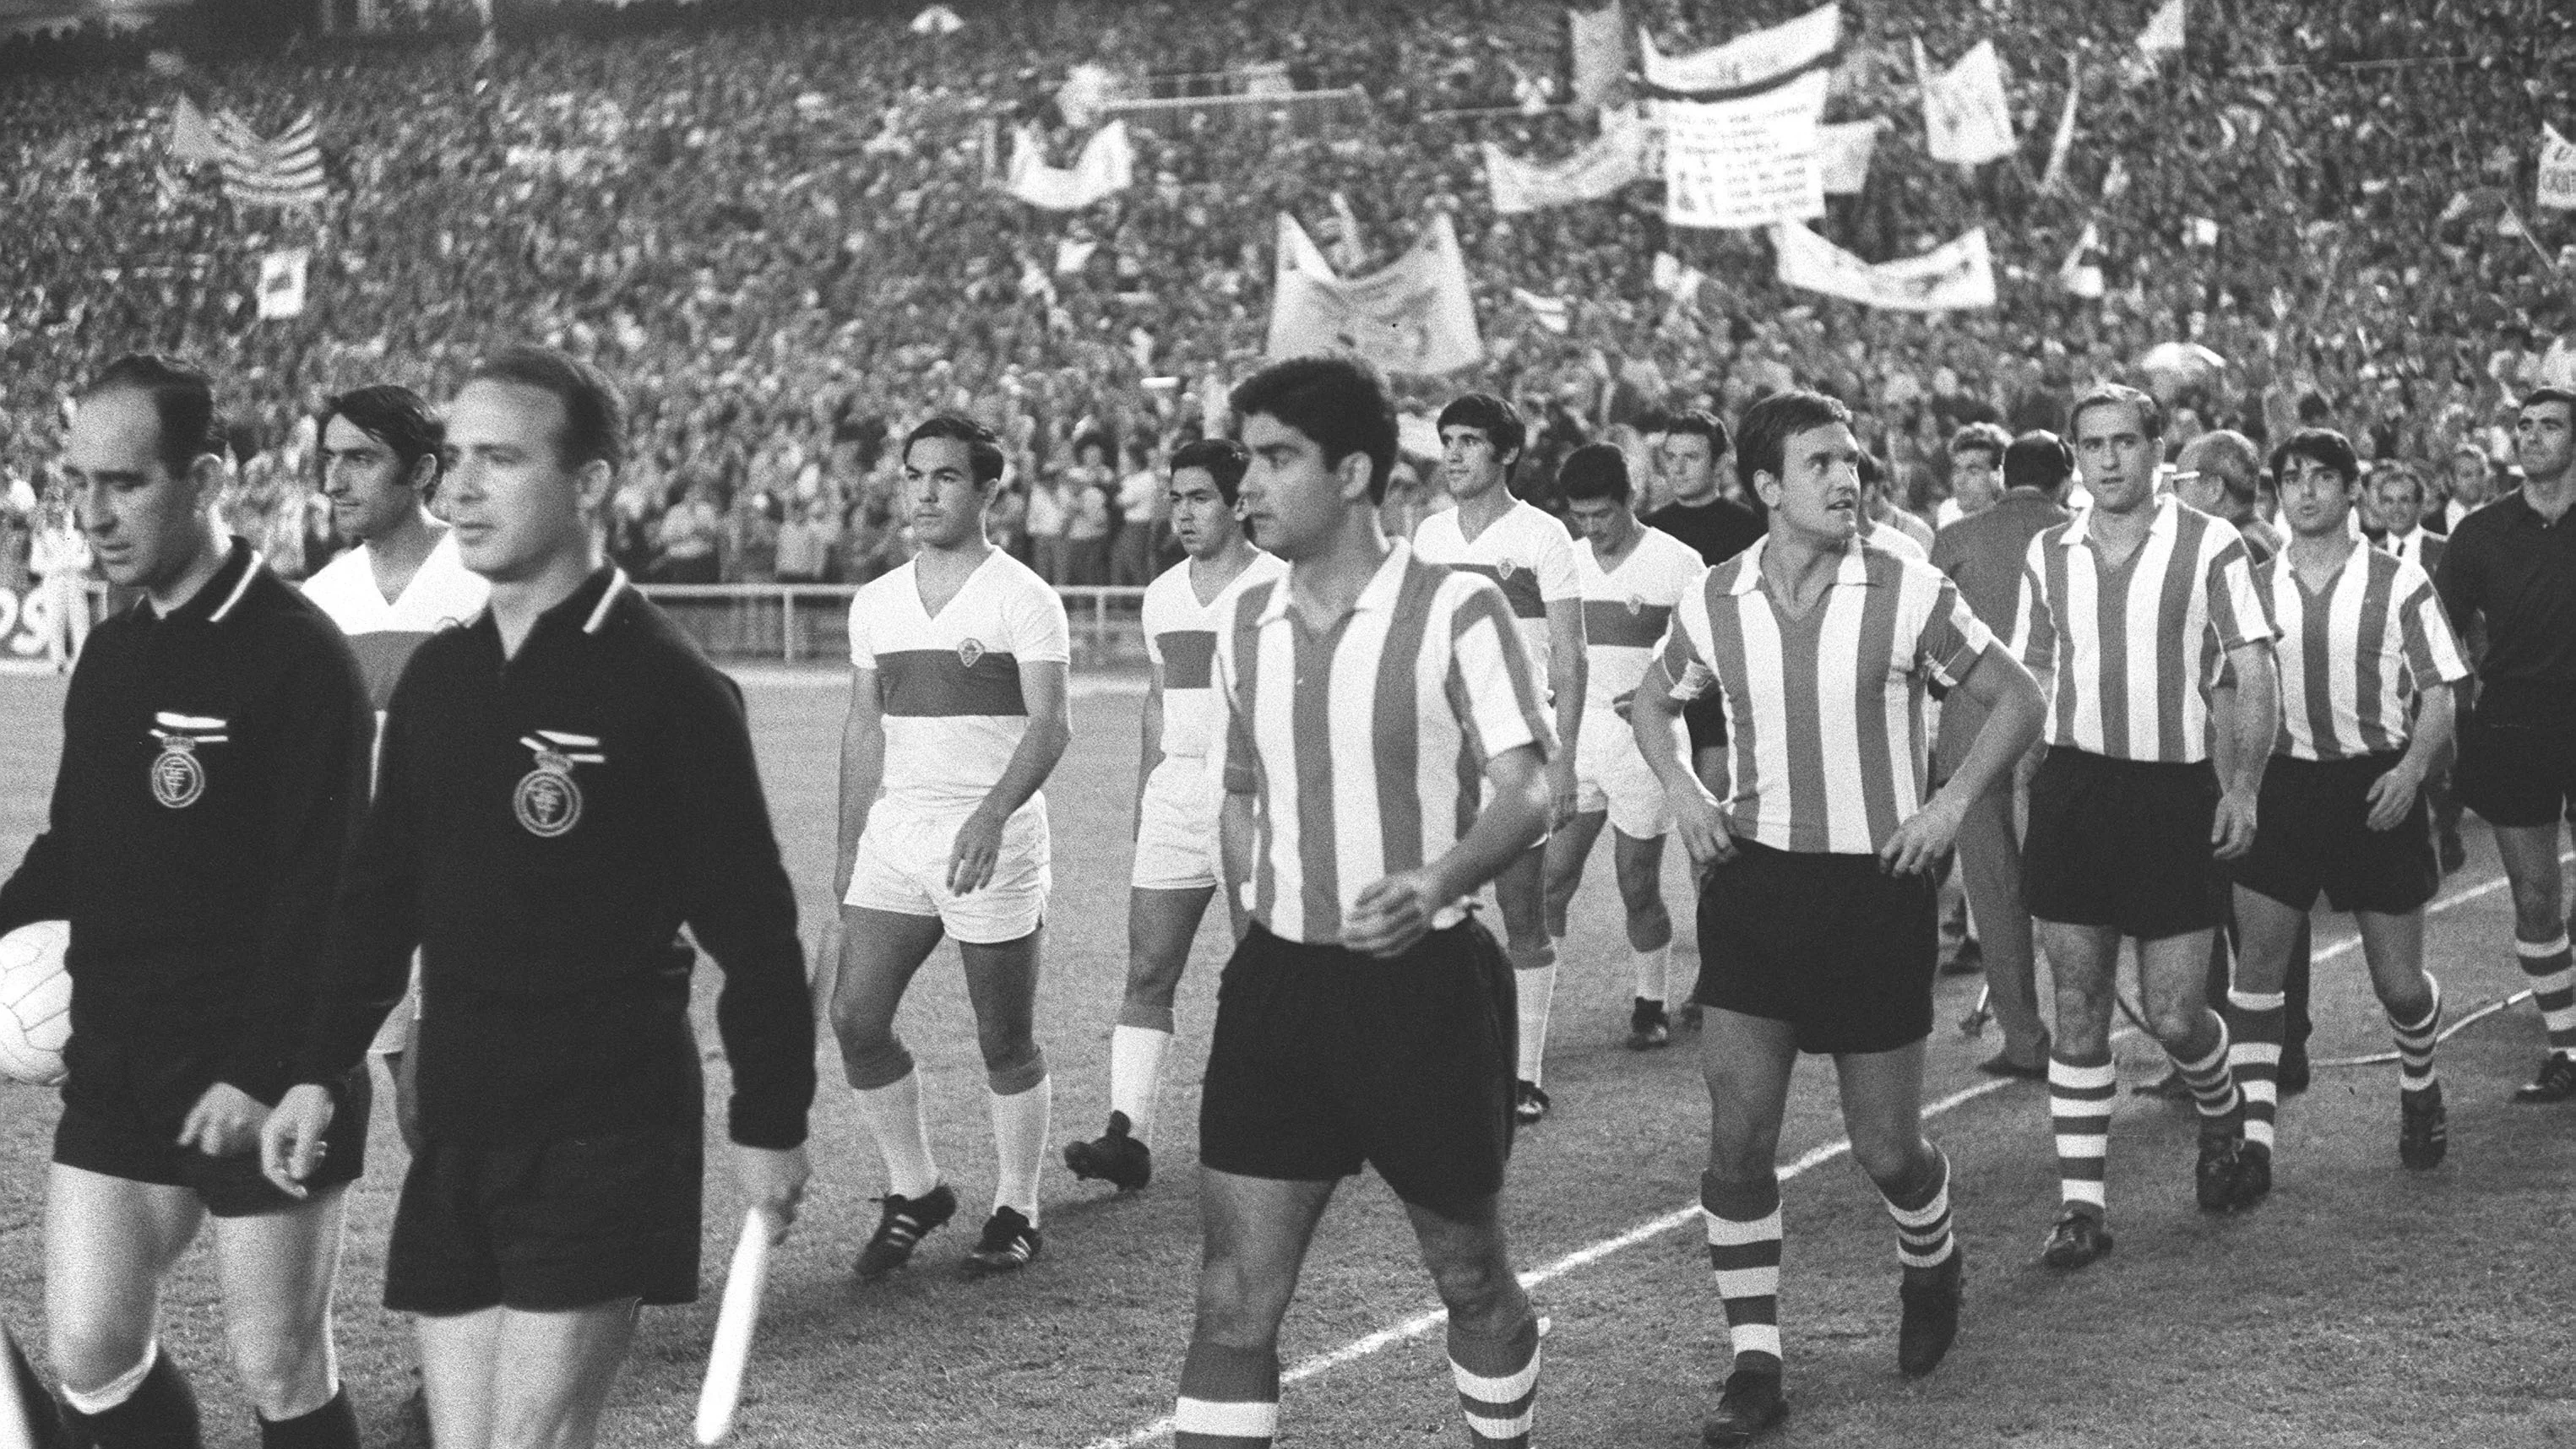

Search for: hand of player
xmin=2210 ymin=786 xmax=2260 ymax=860
xmin=1669 ymin=782 xmax=1737 ymax=872
xmin=257 ymin=1084 xmax=339 ymax=1197
xmin=735 ymin=1144 xmax=811 ymax=1244
xmin=947 ymin=806 xmax=1007 ymax=894
xmin=1547 ymin=757 xmax=1579 ymax=832
xmin=1880 ymin=794 xmax=1965 ymax=877
xmin=1345 ymin=871 xmax=1438 ymax=958
xmin=2364 ymin=762 xmax=2426 ymax=832
xmin=177 ymin=1083 xmax=268 ymax=1159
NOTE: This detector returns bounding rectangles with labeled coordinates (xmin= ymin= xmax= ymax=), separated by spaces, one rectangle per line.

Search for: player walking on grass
xmin=2226 ymin=429 xmax=2469 ymax=1178
xmin=261 ymin=346 xmax=815 ymax=1449
xmin=0 ymin=355 xmax=375 ymax=1449
xmin=826 ymin=415 xmax=1072 ymax=1274
xmin=1630 ymin=391 xmax=2044 ymax=1446
xmin=1064 ymin=439 xmax=1281 ymax=1192
xmin=1410 ymin=392 xmax=1584 ymax=1125
xmin=2013 ymin=384 xmax=2280 ymax=1269
xmin=1171 ymin=356 xmax=1552 ymax=1449
xmin=1539 ymin=444 xmax=1704 ymax=1051
xmin=2434 ymin=386 xmax=2576 ymax=1103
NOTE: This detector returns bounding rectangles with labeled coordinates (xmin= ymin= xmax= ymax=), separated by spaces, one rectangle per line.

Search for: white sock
xmin=1516 ymin=963 xmax=1557 ymax=1085
xmin=62 ymin=1343 xmax=156 ymax=1416
xmin=990 ymin=1076 xmax=1052 ymax=1224
xmin=854 ymin=1071 xmax=941 ymax=1201
xmin=1632 ymin=945 xmax=1671 ymax=1004
xmin=1108 ymin=1024 xmax=1171 ymax=1147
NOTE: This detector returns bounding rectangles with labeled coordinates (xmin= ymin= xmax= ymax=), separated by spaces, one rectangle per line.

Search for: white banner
xmin=908 ymin=4 xmax=962 ymax=35
xmin=1268 ymin=213 xmax=1483 ymax=375
xmin=1569 ymin=3 xmax=1626 ymax=106
xmin=2541 ymin=123 xmax=2576 ymax=211
xmin=1916 ymin=39 xmax=2015 ymax=166
xmin=1005 ymin=120 xmax=1133 ymax=209
xmin=257 ymin=247 xmax=309 ymax=320
xmin=1772 ymin=221 xmax=1995 ymax=311
xmin=1660 ymin=69 xmax=1829 ymax=229
xmin=2057 ymin=222 xmax=2104 ymax=299
xmin=1818 ymin=120 xmax=1878 ymax=194
xmin=1640 ymin=3 xmax=1838 ymax=95
xmin=1484 ymin=107 xmax=1649 ymax=214
xmin=2137 ymin=0 xmax=2185 ymax=54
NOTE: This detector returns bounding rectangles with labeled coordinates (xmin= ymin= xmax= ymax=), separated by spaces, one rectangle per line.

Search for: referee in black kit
xmin=263 ymin=345 xmax=815 ymax=1449
xmin=0 ymin=355 xmax=374 ymax=1448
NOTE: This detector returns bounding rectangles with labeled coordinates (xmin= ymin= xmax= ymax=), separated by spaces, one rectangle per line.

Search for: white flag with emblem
xmin=2540 ymin=123 xmax=2576 ymax=211
xmin=1915 ymin=38 xmax=2015 ymax=166
xmin=1639 ymin=4 xmax=1839 ymax=95
xmin=1266 ymin=213 xmax=1483 ymax=375
xmin=257 ymin=247 xmax=308 ymax=319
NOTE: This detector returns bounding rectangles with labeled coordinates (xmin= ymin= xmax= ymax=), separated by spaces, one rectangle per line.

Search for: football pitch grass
xmin=3 ymin=666 xmax=2574 ymax=1448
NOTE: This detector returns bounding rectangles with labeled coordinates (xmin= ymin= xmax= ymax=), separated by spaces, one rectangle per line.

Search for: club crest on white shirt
xmin=148 ymin=712 xmax=228 ymax=809
xmin=1626 ymin=594 xmax=1645 ymax=615
xmin=514 ymin=730 xmax=605 ymax=838
xmin=1496 ymin=559 xmax=1519 ymax=580
xmin=958 ymin=638 xmax=986 ymax=668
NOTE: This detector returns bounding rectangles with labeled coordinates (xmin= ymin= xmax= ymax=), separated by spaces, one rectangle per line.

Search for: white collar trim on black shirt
xmin=582 ymin=569 xmax=631 ymax=635
xmin=205 ymin=550 xmax=263 ymax=624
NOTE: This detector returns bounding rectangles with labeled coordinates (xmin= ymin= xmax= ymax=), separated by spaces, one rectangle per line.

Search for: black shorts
xmin=2229 ymin=752 xmax=2439 ymax=915
xmin=384 ymin=1122 xmax=703 ymax=1315
xmin=1198 ymin=920 xmax=1514 ymax=1214
xmin=1682 ymin=692 xmax=1729 ymax=756
xmin=2455 ymin=687 xmax=2576 ymax=829
xmin=1692 ymin=841 xmax=1936 ymax=1055
xmin=2023 ymin=747 xmax=2226 ymax=941
xmin=52 ymin=1032 xmax=369 ymax=1217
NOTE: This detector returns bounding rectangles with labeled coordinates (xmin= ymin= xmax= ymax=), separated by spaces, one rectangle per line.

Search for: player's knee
xmin=1846 ymin=1127 xmax=1930 ymax=1191
xmin=1701 ymin=1134 xmax=1779 ymax=1190
xmin=1191 ymin=1263 xmax=1290 ymax=1350
xmin=2144 ymin=996 xmax=2213 ymax=1052
xmin=51 ymin=1321 xmax=154 ymax=1398
xmin=223 ymin=1321 xmax=332 ymax=1421
xmin=840 ymin=1036 xmax=914 ymax=1092
xmin=984 ymin=1041 xmax=1046 ymax=1095
xmin=1424 ymin=1251 xmax=1519 ymax=1324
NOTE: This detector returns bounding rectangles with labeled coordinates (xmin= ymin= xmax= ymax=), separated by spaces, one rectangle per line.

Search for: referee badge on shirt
xmin=148 ymin=712 xmax=228 ymax=809
xmin=514 ymin=730 xmax=606 ymax=838
xmin=958 ymin=638 xmax=986 ymax=668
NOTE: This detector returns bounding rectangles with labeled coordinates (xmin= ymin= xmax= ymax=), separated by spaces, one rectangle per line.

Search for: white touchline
xmin=1077 ymin=860 xmax=2546 ymax=1448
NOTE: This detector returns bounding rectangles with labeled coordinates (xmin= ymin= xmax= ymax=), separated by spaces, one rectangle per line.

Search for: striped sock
xmin=2515 ymin=933 xmax=2576 ymax=1056
xmin=1700 ymin=1175 xmax=1784 ymax=1372
xmin=1448 ymin=1313 xmax=1541 ymax=1448
xmin=2173 ymin=1016 xmax=2242 ymax=1121
xmin=1173 ymin=1340 xmax=1279 ymax=1448
xmin=1879 ymin=1147 xmax=1956 ymax=1270
xmin=1633 ymin=944 xmax=1671 ymax=1005
xmin=2048 ymin=1054 xmax=2117 ymax=1214
xmin=2226 ymin=990 xmax=2286 ymax=1151
xmin=2389 ymin=975 xmax=2443 ymax=1094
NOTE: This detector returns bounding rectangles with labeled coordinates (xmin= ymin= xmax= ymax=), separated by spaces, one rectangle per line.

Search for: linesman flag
xmin=1267 ymin=213 xmax=1483 ymax=376
xmin=2541 ymin=124 xmax=2576 ymax=212
xmin=214 ymin=110 xmax=326 ymax=210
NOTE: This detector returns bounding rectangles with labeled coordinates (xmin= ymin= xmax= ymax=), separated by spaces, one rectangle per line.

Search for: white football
xmin=0 ymin=920 xmax=71 ymax=1087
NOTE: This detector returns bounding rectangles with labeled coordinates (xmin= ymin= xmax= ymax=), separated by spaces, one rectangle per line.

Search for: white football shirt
xmin=848 ymin=549 xmax=1070 ymax=815
xmin=1142 ymin=550 xmax=1285 ymax=762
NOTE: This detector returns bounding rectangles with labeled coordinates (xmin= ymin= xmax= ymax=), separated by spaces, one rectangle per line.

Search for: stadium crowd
xmin=0 ymin=0 xmax=2572 ymax=595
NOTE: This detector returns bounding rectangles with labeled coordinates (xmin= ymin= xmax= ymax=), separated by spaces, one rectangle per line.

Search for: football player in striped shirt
xmin=1063 ymin=438 xmax=1281 ymax=1191
xmin=2226 ymin=428 xmax=2470 ymax=1179
xmin=827 ymin=415 xmax=1073 ymax=1275
xmin=1413 ymin=393 xmax=1584 ymax=1125
xmin=1171 ymin=356 xmax=1553 ymax=1449
xmin=1631 ymin=391 xmax=2044 ymax=1445
xmin=1539 ymin=444 xmax=1704 ymax=1050
xmin=2013 ymin=384 xmax=2281 ymax=1267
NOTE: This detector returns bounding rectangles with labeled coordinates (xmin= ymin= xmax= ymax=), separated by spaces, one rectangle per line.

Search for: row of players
xmin=4 ymin=346 xmax=2573 ymax=1449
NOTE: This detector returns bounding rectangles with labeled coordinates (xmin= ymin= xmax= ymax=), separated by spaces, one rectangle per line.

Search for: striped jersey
xmin=2260 ymin=542 xmax=2470 ymax=761
xmin=1141 ymin=550 xmax=1285 ymax=762
xmin=1660 ymin=537 xmax=1993 ymax=855
xmin=848 ymin=549 xmax=1069 ymax=815
xmin=1411 ymin=499 xmax=1580 ymax=680
xmin=1576 ymin=525 xmax=1704 ymax=719
xmin=302 ymin=531 xmax=489 ymax=709
xmin=2010 ymin=494 xmax=2274 ymax=764
xmin=1213 ymin=541 xmax=1555 ymax=945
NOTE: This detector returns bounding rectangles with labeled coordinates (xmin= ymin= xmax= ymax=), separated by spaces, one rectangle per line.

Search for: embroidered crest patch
xmin=958 ymin=638 xmax=986 ymax=668
xmin=148 ymin=713 xmax=228 ymax=810
xmin=514 ymin=730 xmax=605 ymax=838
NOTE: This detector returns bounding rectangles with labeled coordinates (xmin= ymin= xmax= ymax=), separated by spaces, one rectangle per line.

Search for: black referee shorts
xmin=385 ymin=1121 xmax=704 ymax=1316
xmin=52 ymin=1034 xmax=368 ymax=1217
xmin=1199 ymin=920 xmax=1515 ymax=1216
xmin=1692 ymin=841 xmax=1937 ymax=1055
xmin=2230 ymin=752 xmax=2439 ymax=916
xmin=2023 ymin=746 xmax=2226 ymax=941
xmin=2456 ymin=687 xmax=2576 ymax=829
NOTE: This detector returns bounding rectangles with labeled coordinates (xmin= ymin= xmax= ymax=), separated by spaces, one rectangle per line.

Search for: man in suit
xmin=2367 ymin=465 xmax=2465 ymax=875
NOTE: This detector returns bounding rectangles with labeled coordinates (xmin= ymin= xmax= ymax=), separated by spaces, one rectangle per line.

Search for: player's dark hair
xmin=319 ymin=384 xmax=443 ymax=494
xmin=1557 ymin=442 xmax=1631 ymax=504
xmin=2524 ymin=386 xmax=2576 ymax=425
xmin=2003 ymin=431 xmax=2075 ymax=496
xmin=465 ymin=345 xmax=626 ymax=471
xmin=2184 ymin=429 xmax=2263 ymax=502
xmin=1735 ymin=390 xmax=1851 ymax=495
xmin=905 ymin=414 xmax=1007 ymax=487
xmin=2068 ymin=383 xmax=2163 ymax=442
xmin=2280 ymin=427 xmax=2361 ymax=486
xmin=1230 ymin=355 xmax=1399 ymax=504
xmin=80 ymin=353 xmax=221 ymax=480
xmin=1666 ymin=408 xmax=1730 ymax=459
xmin=1436 ymin=391 xmax=1525 ymax=474
xmin=1948 ymin=421 xmax=2012 ymax=465
xmin=1170 ymin=437 xmax=1251 ymax=505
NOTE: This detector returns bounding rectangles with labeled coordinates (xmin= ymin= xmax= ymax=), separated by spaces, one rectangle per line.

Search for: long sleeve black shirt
xmin=295 ymin=568 xmax=814 ymax=1150
xmin=2434 ymin=491 xmax=2576 ymax=716
xmin=0 ymin=540 xmax=371 ymax=1111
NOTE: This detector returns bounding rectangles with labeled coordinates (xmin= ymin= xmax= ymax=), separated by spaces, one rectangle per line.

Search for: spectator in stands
xmin=1110 ymin=437 xmax=1160 ymax=588
xmin=1025 ymin=469 xmax=1070 ymax=583
xmin=652 ymin=476 xmax=724 ymax=584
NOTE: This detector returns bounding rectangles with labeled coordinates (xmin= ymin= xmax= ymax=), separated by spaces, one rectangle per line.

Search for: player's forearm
xmin=2226 ymin=649 xmax=2280 ymax=795
xmin=1220 ymin=789 xmax=1254 ymax=916
xmin=1426 ymin=752 xmax=1549 ymax=904
xmin=1134 ymin=687 xmax=1164 ymax=840
xmin=978 ymin=708 xmax=1070 ymax=822
xmin=1934 ymin=657 xmax=2044 ymax=811
xmin=834 ymin=717 xmax=886 ymax=890
xmin=1550 ymin=640 xmax=1584 ymax=755
xmin=1630 ymin=666 xmax=1696 ymax=797
xmin=2396 ymin=684 xmax=2457 ymax=783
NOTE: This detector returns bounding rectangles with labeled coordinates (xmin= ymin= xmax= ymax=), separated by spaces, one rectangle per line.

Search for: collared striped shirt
xmin=1660 ymin=537 xmax=1993 ymax=855
xmin=1213 ymin=540 xmax=1555 ymax=945
xmin=1411 ymin=499 xmax=1581 ymax=679
xmin=2011 ymin=494 xmax=2274 ymax=763
xmin=2261 ymin=543 xmax=2470 ymax=760
xmin=1140 ymin=550 xmax=1285 ymax=762
xmin=848 ymin=549 xmax=1069 ymax=815
xmin=1576 ymin=524 xmax=1704 ymax=719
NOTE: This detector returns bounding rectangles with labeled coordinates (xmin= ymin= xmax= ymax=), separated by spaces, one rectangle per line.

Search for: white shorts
xmin=845 ymin=797 xmax=1052 ymax=944
xmin=1574 ymin=713 xmax=1681 ymax=841
xmin=1133 ymin=756 xmax=1221 ymax=891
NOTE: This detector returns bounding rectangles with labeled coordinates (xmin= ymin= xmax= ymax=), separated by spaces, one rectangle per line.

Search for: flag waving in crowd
xmin=210 ymin=107 xmax=326 ymax=209
xmin=1265 ymin=212 xmax=1482 ymax=374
